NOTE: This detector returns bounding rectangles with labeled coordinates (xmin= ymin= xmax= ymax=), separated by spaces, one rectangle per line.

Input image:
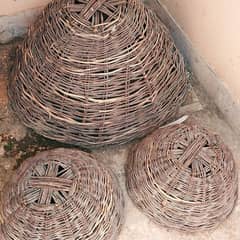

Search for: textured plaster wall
xmin=0 ymin=0 xmax=50 ymax=15
xmin=160 ymin=0 xmax=240 ymax=104
xmin=0 ymin=1 xmax=50 ymax=43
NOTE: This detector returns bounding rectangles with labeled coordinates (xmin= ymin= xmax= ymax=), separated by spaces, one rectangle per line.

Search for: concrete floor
xmin=0 ymin=42 xmax=240 ymax=239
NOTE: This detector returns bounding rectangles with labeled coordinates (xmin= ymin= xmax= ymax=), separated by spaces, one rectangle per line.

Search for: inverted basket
xmin=9 ymin=0 xmax=187 ymax=148
xmin=0 ymin=148 xmax=124 ymax=240
xmin=125 ymin=119 xmax=238 ymax=232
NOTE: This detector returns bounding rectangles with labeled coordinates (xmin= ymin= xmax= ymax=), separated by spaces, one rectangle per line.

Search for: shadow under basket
xmin=9 ymin=0 xmax=187 ymax=148
xmin=125 ymin=119 xmax=238 ymax=232
xmin=0 ymin=148 xmax=124 ymax=240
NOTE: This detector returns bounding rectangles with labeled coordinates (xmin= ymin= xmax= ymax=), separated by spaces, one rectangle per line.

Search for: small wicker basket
xmin=125 ymin=119 xmax=238 ymax=232
xmin=9 ymin=0 xmax=187 ymax=148
xmin=0 ymin=148 xmax=124 ymax=239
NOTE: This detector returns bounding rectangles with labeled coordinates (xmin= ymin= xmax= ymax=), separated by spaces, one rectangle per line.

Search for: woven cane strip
xmin=1 ymin=148 xmax=124 ymax=239
xmin=9 ymin=0 xmax=187 ymax=148
xmin=126 ymin=120 xmax=238 ymax=232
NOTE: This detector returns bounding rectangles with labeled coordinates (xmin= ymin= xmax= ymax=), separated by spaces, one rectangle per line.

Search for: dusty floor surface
xmin=0 ymin=40 xmax=239 ymax=239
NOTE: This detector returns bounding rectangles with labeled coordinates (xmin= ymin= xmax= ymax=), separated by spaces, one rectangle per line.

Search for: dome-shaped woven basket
xmin=0 ymin=148 xmax=124 ymax=240
xmin=9 ymin=0 xmax=187 ymax=148
xmin=125 ymin=119 xmax=238 ymax=232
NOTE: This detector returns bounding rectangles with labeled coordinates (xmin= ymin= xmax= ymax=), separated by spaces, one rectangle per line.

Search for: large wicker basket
xmin=0 ymin=148 xmax=124 ymax=239
xmin=9 ymin=0 xmax=187 ymax=148
xmin=125 ymin=119 xmax=238 ymax=232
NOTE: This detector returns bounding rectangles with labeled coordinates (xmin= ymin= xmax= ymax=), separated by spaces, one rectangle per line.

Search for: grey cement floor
xmin=0 ymin=43 xmax=239 ymax=239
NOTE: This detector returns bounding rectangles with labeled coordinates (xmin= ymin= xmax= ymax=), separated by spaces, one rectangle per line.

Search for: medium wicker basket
xmin=0 ymin=148 xmax=124 ymax=239
xmin=125 ymin=119 xmax=238 ymax=232
xmin=9 ymin=0 xmax=187 ymax=148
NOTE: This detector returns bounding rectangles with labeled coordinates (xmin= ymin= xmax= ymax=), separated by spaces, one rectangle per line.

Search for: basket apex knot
xmin=180 ymin=135 xmax=207 ymax=168
xmin=82 ymin=0 xmax=108 ymax=20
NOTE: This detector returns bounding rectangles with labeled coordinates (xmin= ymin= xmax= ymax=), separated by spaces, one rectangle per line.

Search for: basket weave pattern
xmin=9 ymin=0 xmax=187 ymax=148
xmin=125 ymin=121 xmax=238 ymax=232
xmin=0 ymin=148 xmax=124 ymax=239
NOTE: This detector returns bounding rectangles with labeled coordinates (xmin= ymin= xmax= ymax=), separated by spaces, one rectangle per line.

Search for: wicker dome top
xmin=0 ymin=148 xmax=124 ymax=240
xmin=9 ymin=0 xmax=187 ymax=148
xmin=125 ymin=119 xmax=238 ymax=232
